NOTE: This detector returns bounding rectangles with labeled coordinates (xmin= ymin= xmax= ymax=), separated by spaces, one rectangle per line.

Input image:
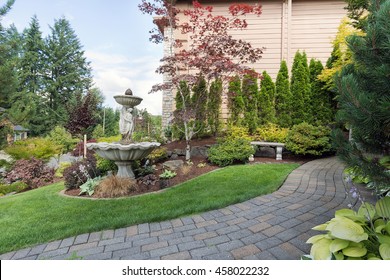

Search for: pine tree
xmin=207 ymin=79 xmax=222 ymax=135
xmin=290 ymin=51 xmax=311 ymax=125
xmin=258 ymin=71 xmax=276 ymax=125
xmin=275 ymin=60 xmax=292 ymax=128
xmin=241 ymin=73 xmax=260 ymax=133
xmin=44 ymin=17 xmax=92 ymax=131
xmin=227 ymin=76 xmax=244 ymax=125
xmin=333 ymin=0 xmax=390 ymax=193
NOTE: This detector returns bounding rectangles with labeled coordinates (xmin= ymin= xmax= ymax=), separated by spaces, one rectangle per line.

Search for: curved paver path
xmin=0 ymin=157 xmax=372 ymax=260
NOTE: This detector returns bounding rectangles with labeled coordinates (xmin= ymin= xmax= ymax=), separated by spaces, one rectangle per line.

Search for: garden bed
xmin=63 ymin=136 xmax=312 ymax=199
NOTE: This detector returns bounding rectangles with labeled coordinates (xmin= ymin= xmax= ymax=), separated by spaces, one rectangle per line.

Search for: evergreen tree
xmin=191 ymin=76 xmax=208 ymax=137
xmin=309 ymin=59 xmax=333 ymax=125
xmin=258 ymin=70 xmax=276 ymax=125
xmin=44 ymin=17 xmax=92 ymax=132
xmin=207 ymin=79 xmax=222 ymax=135
xmin=227 ymin=76 xmax=244 ymax=125
xmin=333 ymin=0 xmax=390 ymax=193
xmin=290 ymin=51 xmax=311 ymax=125
xmin=241 ymin=73 xmax=260 ymax=133
xmin=10 ymin=16 xmax=45 ymax=129
xmin=0 ymin=0 xmax=18 ymax=110
xmin=275 ymin=60 xmax=292 ymax=128
xmin=102 ymin=107 xmax=120 ymax=137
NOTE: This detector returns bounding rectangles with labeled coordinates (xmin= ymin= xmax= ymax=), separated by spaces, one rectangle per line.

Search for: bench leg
xmin=276 ymin=147 xmax=283 ymax=160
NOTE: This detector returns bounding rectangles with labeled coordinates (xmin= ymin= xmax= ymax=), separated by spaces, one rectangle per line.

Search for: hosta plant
xmin=306 ymin=197 xmax=390 ymax=260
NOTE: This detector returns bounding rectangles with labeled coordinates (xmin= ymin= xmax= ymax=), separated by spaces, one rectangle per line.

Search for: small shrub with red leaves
xmin=63 ymin=154 xmax=99 ymax=189
xmin=6 ymin=158 xmax=55 ymax=189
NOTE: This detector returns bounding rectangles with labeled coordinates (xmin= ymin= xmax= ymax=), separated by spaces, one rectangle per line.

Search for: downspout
xmin=281 ymin=0 xmax=286 ymax=61
xmin=287 ymin=0 xmax=292 ymax=67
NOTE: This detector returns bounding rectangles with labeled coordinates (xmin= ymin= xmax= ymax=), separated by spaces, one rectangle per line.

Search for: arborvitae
xmin=227 ymin=76 xmax=244 ymax=125
xmin=207 ymin=79 xmax=222 ymax=136
xmin=258 ymin=71 xmax=276 ymax=125
xmin=309 ymin=58 xmax=333 ymax=125
xmin=241 ymin=73 xmax=260 ymax=133
xmin=275 ymin=60 xmax=292 ymax=128
xmin=290 ymin=51 xmax=311 ymax=124
xmin=173 ymin=81 xmax=190 ymax=139
xmin=333 ymin=0 xmax=390 ymax=193
xmin=191 ymin=76 xmax=208 ymax=137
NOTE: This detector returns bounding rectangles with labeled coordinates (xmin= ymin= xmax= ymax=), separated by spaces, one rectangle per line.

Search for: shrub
xmin=306 ymin=196 xmax=390 ymax=260
xmin=47 ymin=126 xmax=78 ymax=154
xmin=208 ymin=139 xmax=255 ymax=167
xmin=71 ymin=139 xmax=97 ymax=157
xmin=254 ymin=123 xmax=289 ymax=143
xmin=54 ymin=162 xmax=72 ymax=178
xmin=5 ymin=158 xmax=55 ymax=189
xmin=96 ymin=135 xmax=121 ymax=143
xmin=0 ymin=181 xmax=28 ymax=195
xmin=95 ymin=154 xmax=117 ymax=175
xmin=63 ymin=154 xmax=99 ymax=189
xmin=223 ymin=125 xmax=252 ymax=142
xmin=5 ymin=138 xmax=61 ymax=161
xmin=285 ymin=122 xmax=331 ymax=156
xmin=147 ymin=147 xmax=168 ymax=163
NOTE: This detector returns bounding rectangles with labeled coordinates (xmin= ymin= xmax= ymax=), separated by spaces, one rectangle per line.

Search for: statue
xmin=119 ymin=107 xmax=134 ymax=143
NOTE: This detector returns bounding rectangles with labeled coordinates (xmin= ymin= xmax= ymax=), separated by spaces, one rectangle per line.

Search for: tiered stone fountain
xmin=87 ymin=89 xmax=160 ymax=178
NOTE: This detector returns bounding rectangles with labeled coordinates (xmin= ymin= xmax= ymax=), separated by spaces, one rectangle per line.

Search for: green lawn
xmin=0 ymin=163 xmax=298 ymax=254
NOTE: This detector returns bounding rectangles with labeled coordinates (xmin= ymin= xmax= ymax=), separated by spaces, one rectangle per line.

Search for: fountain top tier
xmin=114 ymin=88 xmax=143 ymax=108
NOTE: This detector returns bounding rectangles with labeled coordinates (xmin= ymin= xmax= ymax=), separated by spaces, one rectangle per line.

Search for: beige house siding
xmin=161 ymin=0 xmax=346 ymax=129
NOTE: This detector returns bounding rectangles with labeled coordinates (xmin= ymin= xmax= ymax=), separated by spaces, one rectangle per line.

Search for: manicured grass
xmin=0 ymin=163 xmax=298 ymax=254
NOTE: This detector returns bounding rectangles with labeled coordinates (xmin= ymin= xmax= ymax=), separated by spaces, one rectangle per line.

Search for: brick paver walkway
xmin=1 ymin=157 xmax=370 ymax=260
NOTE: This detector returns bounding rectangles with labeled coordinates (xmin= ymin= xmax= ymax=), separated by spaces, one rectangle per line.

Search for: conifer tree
xmin=227 ymin=76 xmax=244 ymax=125
xmin=208 ymin=79 xmax=222 ymax=136
xmin=309 ymin=59 xmax=333 ymax=125
xmin=44 ymin=17 xmax=92 ymax=132
xmin=333 ymin=0 xmax=390 ymax=193
xmin=258 ymin=71 xmax=276 ymax=125
xmin=0 ymin=0 xmax=17 ymax=110
xmin=290 ymin=51 xmax=311 ymax=124
xmin=191 ymin=76 xmax=208 ymax=137
xmin=241 ymin=73 xmax=260 ymax=133
xmin=275 ymin=60 xmax=292 ymax=128
xmin=10 ymin=16 xmax=46 ymax=132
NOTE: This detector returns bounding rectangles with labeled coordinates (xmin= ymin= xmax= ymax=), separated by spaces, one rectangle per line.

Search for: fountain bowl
xmin=114 ymin=95 xmax=143 ymax=107
xmin=87 ymin=142 xmax=160 ymax=178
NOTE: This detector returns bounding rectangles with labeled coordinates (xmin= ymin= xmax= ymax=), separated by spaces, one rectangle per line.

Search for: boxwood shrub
xmin=208 ymin=138 xmax=255 ymax=167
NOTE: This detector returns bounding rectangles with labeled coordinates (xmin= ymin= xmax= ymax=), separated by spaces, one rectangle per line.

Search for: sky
xmin=3 ymin=0 xmax=163 ymax=115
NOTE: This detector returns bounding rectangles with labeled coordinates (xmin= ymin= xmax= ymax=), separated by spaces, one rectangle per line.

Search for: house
xmin=0 ymin=107 xmax=29 ymax=144
xmin=160 ymin=0 xmax=347 ymax=129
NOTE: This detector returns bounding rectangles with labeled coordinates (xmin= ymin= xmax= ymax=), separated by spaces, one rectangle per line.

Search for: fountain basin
xmin=114 ymin=95 xmax=142 ymax=107
xmin=87 ymin=142 xmax=160 ymax=178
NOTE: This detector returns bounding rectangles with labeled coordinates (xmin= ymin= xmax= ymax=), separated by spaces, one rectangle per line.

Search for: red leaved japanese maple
xmin=139 ymin=0 xmax=264 ymax=160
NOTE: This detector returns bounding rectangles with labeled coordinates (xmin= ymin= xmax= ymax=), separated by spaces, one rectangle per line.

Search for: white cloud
xmin=86 ymin=50 xmax=163 ymax=115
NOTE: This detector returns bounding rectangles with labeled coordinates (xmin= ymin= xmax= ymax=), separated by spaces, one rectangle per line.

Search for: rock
xmin=190 ymin=146 xmax=209 ymax=157
xmin=163 ymin=160 xmax=184 ymax=171
xmin=173 ymin=149 xmax=186 ymax=156
xmin=167 ymin=150 xmax=173 ymax=157
xmin=170 ymin=153 xmax=179 ymax=160
xmin=255 ymin=147 xmax=276 ymax=158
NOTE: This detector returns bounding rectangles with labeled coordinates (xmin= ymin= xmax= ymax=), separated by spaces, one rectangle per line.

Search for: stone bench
xmin=250 ymin=141 xmax=285 ymax=160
